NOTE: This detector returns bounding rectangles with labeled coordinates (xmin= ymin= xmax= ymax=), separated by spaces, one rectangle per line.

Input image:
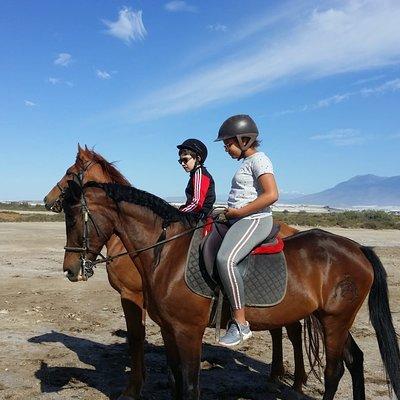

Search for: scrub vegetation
xmin=0 ymin=202 xmax=46 ymax=211
xmin=275 ymin=210 xmax=400 ymax=230
xmin=0 ymin=211 xmax=64 ymax=222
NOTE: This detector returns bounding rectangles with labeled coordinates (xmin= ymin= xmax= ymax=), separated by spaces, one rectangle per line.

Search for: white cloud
xmin=48 ymin=77 xmax=60 ymax=85
xmin=54 ymin=53 xmax=72 ymax=67
xmin=276 ymin=92 xmax=354 ymax=115
xmin=24 ymin=100 xmax=37 ymax=107
xmin=165 ymin=1 xmax=197 ymax=12
xmin=103 ymin=7 xmax=146 ymax=44
xmin=276 ymin=76 xmax=400 ymax=116
xmin=47 ymin=77 xmax=74 ymax=87
xmin=127 ymin=0 xmax=400 ymax=121
xmin=352 ymin=74 xmax=386 ymax=85
xmin=96 ymin=70 xmax=111 ymax=80
xmin=207 ymin=24 xmax=227 ymax=32
xmin=310 ymin=128 xmax=364 ymax=146
xmin=361 ymin=78 xmax=400 ymax=95
xmin=314 ymin=93 xmax=353 ymax=109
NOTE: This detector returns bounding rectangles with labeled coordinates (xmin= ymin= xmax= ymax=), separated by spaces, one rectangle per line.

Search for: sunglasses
xmin=178 ymin=156 xmax=193 ymax=165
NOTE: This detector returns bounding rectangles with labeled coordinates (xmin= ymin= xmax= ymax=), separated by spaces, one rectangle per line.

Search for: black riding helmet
xmin=215 ymin=114 xmax=259 ymax=151
xmin=177 ymin=139 xmax=208 ymax=163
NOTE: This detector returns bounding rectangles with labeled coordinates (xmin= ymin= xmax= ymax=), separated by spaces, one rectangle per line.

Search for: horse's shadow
xmin=28 ymin=330 xmax=315 ymax=400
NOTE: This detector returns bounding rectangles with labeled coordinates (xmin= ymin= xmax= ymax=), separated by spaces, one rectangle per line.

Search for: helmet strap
xmin=236 ymin=134 xmax=257 ymax=151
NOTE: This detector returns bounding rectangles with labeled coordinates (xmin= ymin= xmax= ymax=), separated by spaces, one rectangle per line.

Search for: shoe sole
xmin=218 ymin=331 xmax=253 ymax=347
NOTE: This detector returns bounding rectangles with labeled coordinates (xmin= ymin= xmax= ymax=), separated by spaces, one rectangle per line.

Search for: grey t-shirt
xmin=227 ymin=152 xmax=274 ymax=218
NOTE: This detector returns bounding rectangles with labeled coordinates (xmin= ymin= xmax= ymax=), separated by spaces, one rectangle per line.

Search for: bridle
xmin=62 ymin=163 xmax=108 ymax=280
xmin=58 ymin=160 xmax=221 ymax=281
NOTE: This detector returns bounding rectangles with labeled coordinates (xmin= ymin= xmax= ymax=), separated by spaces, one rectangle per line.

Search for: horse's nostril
xmin=64 ymin=270 xmax=73 ymax=278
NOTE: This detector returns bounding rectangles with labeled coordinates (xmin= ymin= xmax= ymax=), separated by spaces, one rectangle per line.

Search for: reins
xmin=63 ymin=177 xmax=225 ymax=280
xmin=91 ymin=218 xmax=217 ymax=266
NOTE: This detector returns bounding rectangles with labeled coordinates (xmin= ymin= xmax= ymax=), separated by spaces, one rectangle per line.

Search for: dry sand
xmin=0 ymin=222 xmax=399 ymax=399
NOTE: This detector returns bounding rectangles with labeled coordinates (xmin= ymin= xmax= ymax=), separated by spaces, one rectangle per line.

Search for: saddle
xmin=184 ymin=220 xmax=288 ymax=308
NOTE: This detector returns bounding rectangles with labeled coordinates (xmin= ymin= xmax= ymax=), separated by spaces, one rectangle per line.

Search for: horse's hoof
xmin=292 ymin=385 xmax=304 ymax=395
xmin=270 ymin=367 xmax=285 ymax=380
xmin=268 ymin=372 xmax=284 ymax=383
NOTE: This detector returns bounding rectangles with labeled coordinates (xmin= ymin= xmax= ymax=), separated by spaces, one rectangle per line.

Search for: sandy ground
xmin=0 ymin=222 xmax=399 ymax=400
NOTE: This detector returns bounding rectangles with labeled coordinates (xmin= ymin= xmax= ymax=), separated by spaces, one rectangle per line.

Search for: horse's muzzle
xmin=64 ymin=266 xmax=86 ymax=282
xmin=44 ymin=198 xmax=63 ymax=213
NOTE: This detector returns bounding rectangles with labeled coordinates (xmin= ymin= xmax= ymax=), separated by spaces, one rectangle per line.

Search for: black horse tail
xmin=362 ymin=246 xmax=400 ymax=398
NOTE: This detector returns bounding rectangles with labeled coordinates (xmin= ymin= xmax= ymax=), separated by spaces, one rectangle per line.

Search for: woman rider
xmin=215 ymin=115 xmax=279 ymax=347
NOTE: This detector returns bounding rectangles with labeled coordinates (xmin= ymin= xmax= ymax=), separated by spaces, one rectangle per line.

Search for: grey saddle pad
xmin=184 ymin=226 xmax=288 ymax=307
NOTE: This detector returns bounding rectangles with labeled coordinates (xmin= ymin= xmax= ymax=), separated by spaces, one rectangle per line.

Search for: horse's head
xmin=45 ymin=145 xmax=130 ymax=281
xmin=43 ymin=144 xmax=129 ymax=212
xmin=62 ymin=181 xmax=115 ymax=282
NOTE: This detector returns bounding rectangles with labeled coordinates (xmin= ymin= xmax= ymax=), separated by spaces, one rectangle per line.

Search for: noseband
xmin=63 ymin=196 xmax=106 ymax=280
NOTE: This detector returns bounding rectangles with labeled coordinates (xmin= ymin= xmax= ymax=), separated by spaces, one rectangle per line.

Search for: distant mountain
xmin=278 ymin=191 xmax=306 ymax=202
xmin=286 ymin=174 xmax=400 ymax=207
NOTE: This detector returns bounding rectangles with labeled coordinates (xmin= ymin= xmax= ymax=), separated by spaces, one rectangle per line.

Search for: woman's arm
xmin=225 ymin=173 xmax=278 ymax=219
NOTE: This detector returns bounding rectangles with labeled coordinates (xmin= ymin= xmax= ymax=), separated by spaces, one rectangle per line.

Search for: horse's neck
xmin=116 ymin=203 xmax=158 ymax=246
xmin=113 ymin=202 xmax=190 ymax=282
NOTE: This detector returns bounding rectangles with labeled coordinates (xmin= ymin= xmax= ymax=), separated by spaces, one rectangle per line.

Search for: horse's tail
xmin=362 ymin=246 xmax=400 ymax=398
xmin=303 ymin=313 xmax=325 ymax=382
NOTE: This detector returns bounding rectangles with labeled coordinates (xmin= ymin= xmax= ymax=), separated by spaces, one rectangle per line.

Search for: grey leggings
xmin=216 ymin=216 xmax=273 ymax=310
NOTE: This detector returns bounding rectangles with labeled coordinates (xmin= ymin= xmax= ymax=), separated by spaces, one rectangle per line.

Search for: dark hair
xmin=178 ymin=148 xmax=198 ymax=159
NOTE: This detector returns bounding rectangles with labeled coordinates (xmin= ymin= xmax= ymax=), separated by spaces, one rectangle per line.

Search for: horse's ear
xmin=85 ymin=144 xmax=89 ymax=151
xmin=77 ymin=143 xmax=83 ymax=154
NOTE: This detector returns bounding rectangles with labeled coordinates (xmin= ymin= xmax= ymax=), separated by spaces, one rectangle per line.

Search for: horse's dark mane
xmin=87 ymin=182 xmax=196 ymax=227
xmin=77 ymin=147 xmax=131 ymax=186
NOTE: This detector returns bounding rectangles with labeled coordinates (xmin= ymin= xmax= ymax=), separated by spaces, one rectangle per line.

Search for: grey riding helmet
xmin=215 ymin=114 xmax=259 ymax=151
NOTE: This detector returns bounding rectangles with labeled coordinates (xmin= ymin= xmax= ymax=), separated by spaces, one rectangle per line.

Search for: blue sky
xmin=1 ymin=0 xmax=400 ymax=201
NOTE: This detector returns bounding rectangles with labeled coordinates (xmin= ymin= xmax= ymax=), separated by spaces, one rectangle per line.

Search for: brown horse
xmin=59 ymin=152 xmax=400 ymax=400
xmin=44 ymin=146 xmax=305 ymax=399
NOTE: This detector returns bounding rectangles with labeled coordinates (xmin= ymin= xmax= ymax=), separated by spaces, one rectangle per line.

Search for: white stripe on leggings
xmin=226 ymin=218 xmax=260 ymax=309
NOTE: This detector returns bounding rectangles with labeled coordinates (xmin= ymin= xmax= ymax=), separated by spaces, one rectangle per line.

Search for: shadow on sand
xmin=29 ymin=330 xmax=315 ymax=400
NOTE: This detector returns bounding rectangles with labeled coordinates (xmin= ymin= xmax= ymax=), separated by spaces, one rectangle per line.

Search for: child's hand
xmin=225 ymin=208 xmax=241 ymax=219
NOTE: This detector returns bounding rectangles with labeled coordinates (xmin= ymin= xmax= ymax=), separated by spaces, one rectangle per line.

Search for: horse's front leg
xmin=161 ymin=327 xmax=182 ymax=400
xmin=162 ymin=325 xmax=204 ymax=400
xmin=119 ymin=296 xmax=145 ymax=400
xmin=174 ymin=326 xmax=205 ymax=400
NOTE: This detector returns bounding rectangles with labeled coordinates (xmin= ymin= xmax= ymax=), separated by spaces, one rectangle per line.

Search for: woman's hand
xmin=225 ymin=207 xmax=241 ymax=219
